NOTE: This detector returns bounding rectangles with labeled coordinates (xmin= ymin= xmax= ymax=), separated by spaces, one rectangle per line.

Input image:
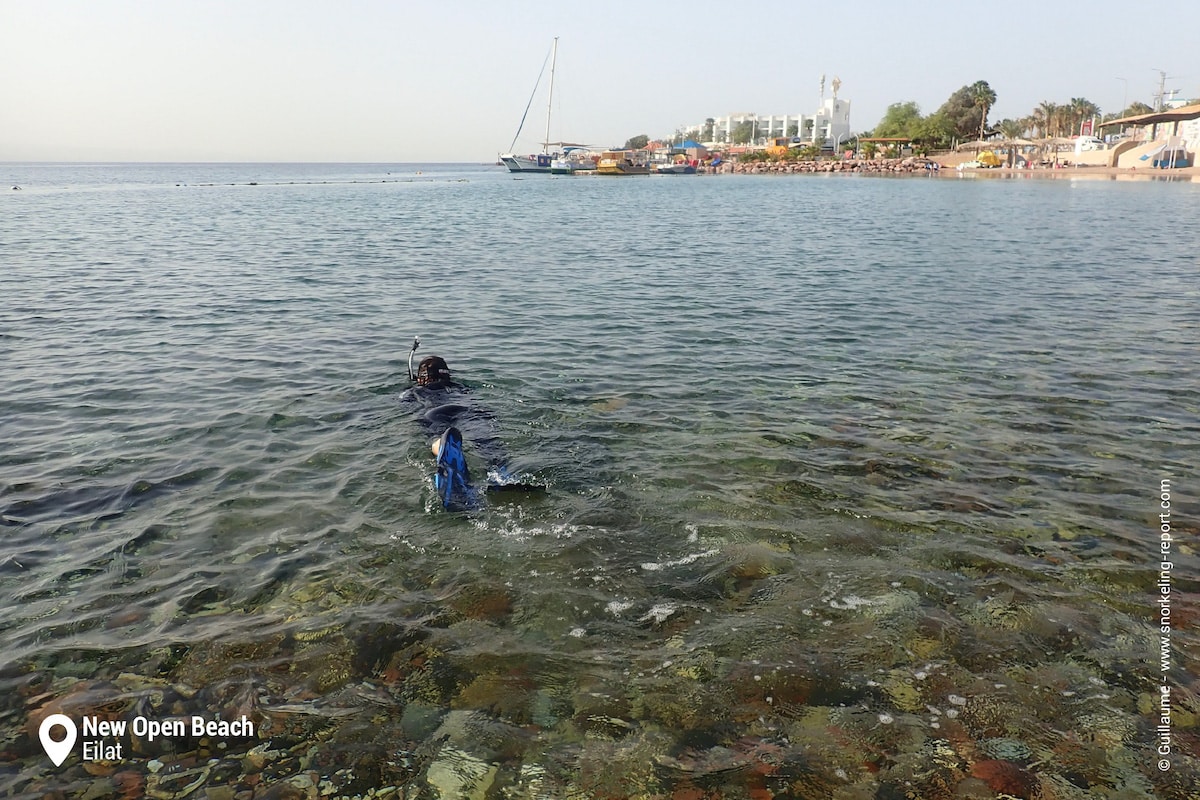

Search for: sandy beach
xmin=931 ymin=150 xmax=1200 ymax=180
xmin=945 ymin=164 xmax=1200 ymax=180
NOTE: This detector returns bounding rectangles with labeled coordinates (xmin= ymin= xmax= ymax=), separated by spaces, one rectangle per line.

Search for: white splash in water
xmin=640 ymin=603 xmax=677 ymax=623
xmin=641 ymin=549 xmax=718 ymax=572
xmin=605 ymin=600 xmax=634 ymax=615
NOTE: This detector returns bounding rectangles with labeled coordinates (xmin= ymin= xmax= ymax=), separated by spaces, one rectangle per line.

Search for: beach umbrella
xmin=956 ymin=139 xmax=993 ymax=152
xmin=994 ymin=138 xmax=1035 ymax=166
xmin=1035 ymin=136 xmax=1074 ymax=166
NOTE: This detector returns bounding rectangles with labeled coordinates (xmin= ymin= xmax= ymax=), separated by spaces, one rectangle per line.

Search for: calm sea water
xmin=2 ymin=162 xmax=1198 ymax=798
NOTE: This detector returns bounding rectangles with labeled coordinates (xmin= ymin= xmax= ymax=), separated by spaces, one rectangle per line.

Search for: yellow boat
xmin=596 ymin=150 xmax=651 ymax=175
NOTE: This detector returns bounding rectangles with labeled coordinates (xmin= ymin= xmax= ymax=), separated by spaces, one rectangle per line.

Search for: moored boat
xmin=500 ymin=38 xmax=561 ymax=174
xmin=655 ymin=162 xmax=696 ymax=175
xmin=503 ymin=153 xmax=555 ymax=173
xmin=596 ymin=150 xmax=651 ymax=175
xmin=550 ymin=145 xmax=597 ymax=175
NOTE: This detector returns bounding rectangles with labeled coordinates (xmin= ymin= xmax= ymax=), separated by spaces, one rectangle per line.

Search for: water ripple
xmin=1 ymin=164 xmax=1197 ymax=795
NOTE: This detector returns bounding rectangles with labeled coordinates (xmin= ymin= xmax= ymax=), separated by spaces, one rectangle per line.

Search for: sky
xmin=2 ymin=0 xmax=1196 ymax=162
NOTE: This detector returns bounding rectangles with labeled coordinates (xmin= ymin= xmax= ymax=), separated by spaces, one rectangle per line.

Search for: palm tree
xmin=1030 ymin=102 xmax=1070 ymax=164
xmin=970 ymin=80 xmax=998 ymax=141
xmin=1104 ymin=101 xmax=1153 ymax=122
xmin=1123 ymin=101 xmax=1153 ymax=117
xmin=1051 ymin=105 xmax=1073 ymax=138
xmin=998 ymin=118 xmax=1025 ymax=139
xmin=997 ymin=118 xmax=1027 ymax=166
xmin=1069 ymin=97 xmax=1100 ymax=135
xmin=1031 ymin=101 xmax=1057 ymax=138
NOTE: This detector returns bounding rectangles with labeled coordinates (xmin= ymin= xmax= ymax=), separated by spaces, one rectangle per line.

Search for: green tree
xmin=933 ymin=85 xmax=985 ymax=141
xmin=913 ymin=112 xmax=953 ymax=150
xmin=1031 ymin=101 xmax=1057 ymax=138
xmin=1105 ymin=101 xmax=1152 ymax=121
xmin=872 ymin=101 xmax=923 ymax=138
xmin=997 ymin=118 xmax=1027 ymax=165
xmin=786 ymin=122 xmax=799 ymax=137
xmin=998 ymin=118 xmax=1025 ymax=139
xmin=1041 ymin=103 xmax=1062 ymax=138
xmin=1069 ymin=97 xmax=1100 ymax=135
xmin=702 ymin=118 xmax=715 ymax=142
xmin=970 ymin=80 xmax=998 ymax=140
xmin=731 ymin=121 xmax=756 ymax=145
xmin=1052 ymin=105 xmax=1073 ymax=138
xmin=623 ymin=134 xmax=649 ymax=150
xmin=1030 ymin=101 xmax=1076 ymax=142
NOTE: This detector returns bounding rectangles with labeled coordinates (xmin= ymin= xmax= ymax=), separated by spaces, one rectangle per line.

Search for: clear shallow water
xmin=1 ymin=163 xmax=1198 ymax=798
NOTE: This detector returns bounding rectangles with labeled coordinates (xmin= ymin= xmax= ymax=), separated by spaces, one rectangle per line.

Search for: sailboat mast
xmin=543 ymin=37 xmax=558 ymax=154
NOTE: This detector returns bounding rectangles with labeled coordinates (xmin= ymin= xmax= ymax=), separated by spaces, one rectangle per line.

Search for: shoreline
xmin=716 ymin=157 xmax=1200 ymax=181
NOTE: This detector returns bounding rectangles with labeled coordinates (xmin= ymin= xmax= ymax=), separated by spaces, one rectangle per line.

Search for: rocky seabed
xmin=8 ymin=572 xmax=1197 ymax=800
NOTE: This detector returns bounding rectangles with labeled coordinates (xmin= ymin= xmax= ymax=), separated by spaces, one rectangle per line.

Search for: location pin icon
xmin=39 ymin=714 xmax=77 ymax=767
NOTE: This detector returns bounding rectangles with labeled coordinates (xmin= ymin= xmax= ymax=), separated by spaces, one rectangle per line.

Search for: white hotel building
xmin=693 ymin=96 xmax=852 ymax=148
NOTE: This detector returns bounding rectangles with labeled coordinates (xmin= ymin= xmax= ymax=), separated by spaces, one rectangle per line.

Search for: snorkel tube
xmin=407 ymin=337 xmax=421 ymax=382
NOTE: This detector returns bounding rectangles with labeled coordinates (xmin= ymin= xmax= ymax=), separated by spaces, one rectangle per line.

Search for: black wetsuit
xmin=401 ymin=382 xmax=509 ymax=473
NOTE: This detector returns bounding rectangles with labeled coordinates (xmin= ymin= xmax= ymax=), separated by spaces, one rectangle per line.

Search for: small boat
xmin=596 ymin=150 xmax=651 ymax=176
xmin=550 ymin=145 xmax=597 ymax=175
xmin=503 ymin=153 xmax=555 ymax=173
xmin=655 ymin=162 xmax=696 ymax=175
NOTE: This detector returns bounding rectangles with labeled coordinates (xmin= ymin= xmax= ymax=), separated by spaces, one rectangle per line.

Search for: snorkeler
xmin=401 ymin=338 xmax=541 ymax=509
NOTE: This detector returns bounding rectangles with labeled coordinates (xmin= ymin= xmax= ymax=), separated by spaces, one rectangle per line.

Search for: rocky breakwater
xmin=723 ymin=157 xmax=938 ymax=175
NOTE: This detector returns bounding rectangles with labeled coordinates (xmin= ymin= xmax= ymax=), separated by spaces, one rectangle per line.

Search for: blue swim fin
xmin=433 ymin=427 xmax=474 ymax=510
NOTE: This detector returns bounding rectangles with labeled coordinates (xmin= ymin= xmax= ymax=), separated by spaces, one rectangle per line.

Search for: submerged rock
xmin=400 ymin=702 xmax=446 ymax=741
xmin=447 ymin=581 xmax=514 ymax=622
xmin=453 ymin=672 xmax=538 ymax=724
xmin=980 ymin=737 xmax=1032 ymax=763
xmin=425 ymin=746 xmax=497 ymax=800
xmin=433 ymin=709 xmax=530 ymax=761
xmin=969 ymin=758 xmax=1036 ymax=798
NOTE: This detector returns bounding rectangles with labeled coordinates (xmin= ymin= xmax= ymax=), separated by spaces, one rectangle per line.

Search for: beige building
xmin=1098 ymin=102 xmax=1200 ymax=168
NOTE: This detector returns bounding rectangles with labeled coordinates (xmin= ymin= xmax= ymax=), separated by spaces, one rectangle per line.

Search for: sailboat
xmin=500 ymin=38 xmax=560 ymax=173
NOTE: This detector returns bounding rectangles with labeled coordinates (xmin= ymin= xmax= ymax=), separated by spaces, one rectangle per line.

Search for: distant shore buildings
xmin=685 ymin=75 xmax=852 ymax=148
